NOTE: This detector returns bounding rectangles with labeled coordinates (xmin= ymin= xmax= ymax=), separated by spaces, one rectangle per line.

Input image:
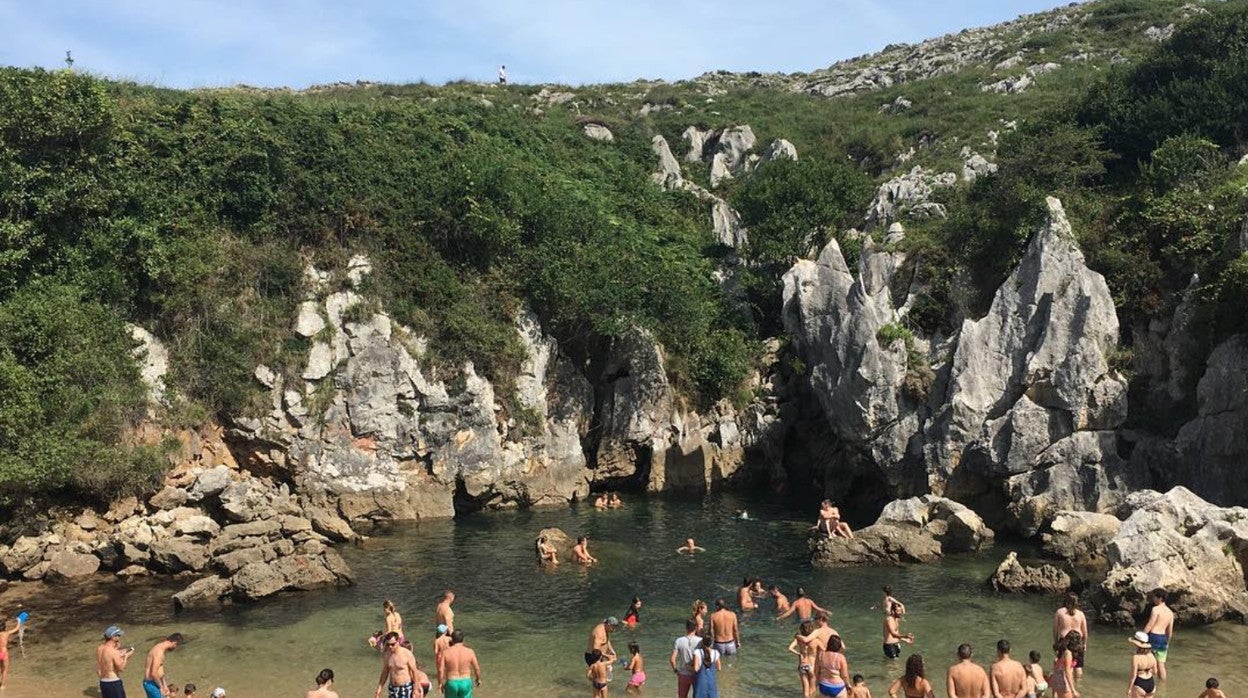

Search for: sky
xmin=0 ymin=1 xmax=1073 ymax=89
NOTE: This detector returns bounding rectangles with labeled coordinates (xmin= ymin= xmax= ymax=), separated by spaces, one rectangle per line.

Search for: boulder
xmin=758 ymin=139 xmax=798 ymax=166
xmin=536 ymin=527 xmax=575 ymax=560
xmin=0 ymin=536 xmax=50 ymax=576
xmin=583 ymin=123 xmax=614 ymax=142
xmin=149 ymin=486 xmax=188 ymax=511
xmin=44 ymin=550 xmax=101 ymax=581
xmin=129 ymin=325 xmax=170 ymax=406
xmin=190 ymin=466 xmax=235 ymax=500
xmin=962 ymin=153 xmax=998 ymax=182
xmin=173 ymin=575 xmax=232 ymax=609
xmin=865 ymin=166 xmax=956 ymax=226
xmin=149 ymin=538 xmax=210 ymax=573
xmin=989 ymin=551 xmax=1072 ymax=594
xmin=294 ymin=301 xmax=326 ymax=337
xmin=231 ymin=551 xmax=353 ymax=601
xmin=650 ymin=136 xmax=684 ymax=190
xmin=1041 ymin=511 xmax=1121 ymax=569
xmin=682 ymin=126 xmax=711 ymax=162
xmin=811 ymin=496 xmax=992 ymax=567
xmin=1096 ymin=487 xmax=1248 ymax=624
xmin=172 ymin=515 xmax=221 ymax=539
xmin=709 ymin=153 xmax=733 ymax=187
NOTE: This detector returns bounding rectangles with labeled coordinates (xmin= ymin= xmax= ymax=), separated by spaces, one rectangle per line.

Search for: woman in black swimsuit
xmin=1128 ymin=632 xmax=1158 ymax=697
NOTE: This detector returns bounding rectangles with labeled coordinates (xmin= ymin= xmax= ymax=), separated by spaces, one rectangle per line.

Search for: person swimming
xmin=676 ymin=538 xmax=705 ymax=554
xmin=623 ymin=597 xmax=642 ymax=627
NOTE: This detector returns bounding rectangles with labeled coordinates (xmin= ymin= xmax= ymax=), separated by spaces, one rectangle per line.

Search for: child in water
xmin=623 ymin=597 xmax=642 ymax=627
xmin=184 ymin=684 xmax=197 ymax=698
xmin=849 ymin=674 xmax=872 ymax=698
xmin=1026 ymin=650 xmax=1048 ymax=698
xmin=587 ymin=649 xmax=611 ymax=698
xmin=1198 ymin=678 xmax=1225 ymax=698
xmin=625 ymin=642 xmax=646 ymax=695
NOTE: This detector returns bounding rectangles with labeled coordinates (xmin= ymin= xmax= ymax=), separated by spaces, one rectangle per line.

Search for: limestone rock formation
xmin=1041 ymin=510 xmax=1121 ymax=570
xmin=982 ymin=75 xmax=1033 ymax=94
xmin=1096 ymin=488 xmax=1248 ymax=624
xmin=989 ymin=551 xmax=1071 ymax=595
xmin=1168 ymin=335 xmax=1248 ymax=505
xmin=926 ymin=198 xmax=1131 ymax=513
xmin=583 ymin=123 xmax=614 ymax=142
xmin=811 ymin=496 xmax=993 ymax=567
xmin=650 ymin=135 xmax=684 ymax=190
xmin=865 ymin=167 xmax=956 ymax=227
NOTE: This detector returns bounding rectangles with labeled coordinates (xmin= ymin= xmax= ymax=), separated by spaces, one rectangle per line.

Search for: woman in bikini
xmin=691 ymin=600 xmax=708 ymax=634
xmin=888 ymin=654 xmax=935 ymax=698
xmin=383 ymin=600 xmax=404 ymax=643
xmin=1050 ymin=636 xmax=1079 ymax=698
xmin=1127 ymin=632 xmax=1158 ymax=698
xmin=816 ymin=635 xmax=851 ymax=697
xmin=789 ymin=620 xmax=819 ymax=698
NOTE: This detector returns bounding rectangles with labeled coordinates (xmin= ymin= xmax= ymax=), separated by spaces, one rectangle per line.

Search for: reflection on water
xmin=4 ymin=493 xmax=1245 ymax=697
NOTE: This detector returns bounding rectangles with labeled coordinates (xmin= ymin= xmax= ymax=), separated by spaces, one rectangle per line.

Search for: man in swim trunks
xmin=1142 ymin=588 xmax=1174 ymax=681
xmin=572 ymin=536 xmax=598 ymax=564
xmin=438 ymin=630 xmax=481 ymax=698
xmin=585 ymin=617 xmax=619 ymax=666
xmin=770 ymin=585 xmax=791 ymax=615
xmin=882 ymin=605 xmax=912 ymax=659
xmin=989 ymin=640 xmax=1026 ymax=698
xmin=710 ymin=598 xmax=741 ymax=656
xmin=0 ymin=616 xmax=24 ymax=690
xmin=435 ymin=591 xmax=455 ymax=633
xmin=1052 ymin=592 xmax=1088 ymax=678
xmin=143 ymin=633 xmax=183 ymax=698
xmin=97 ymin=625 xmax=136 ymax=698
xmin=433 ymin=625 xmax=451 ymax=683
xmin=946 ymin=644 xmax=989 ymax=698
xmin=777 ymin=587 xmax=831 ymax=623
xmin=376 ymin=632 xmax=419 ymax=698
xmin=669 ymin=619 xmax=700 ymax=698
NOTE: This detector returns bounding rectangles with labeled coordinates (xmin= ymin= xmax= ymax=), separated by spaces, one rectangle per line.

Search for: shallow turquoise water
xmin=5 ymin=493 xmax=1245 ymax=697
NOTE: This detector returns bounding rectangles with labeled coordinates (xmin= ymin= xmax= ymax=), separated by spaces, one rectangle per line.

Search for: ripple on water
xmin=4 ymin=493 xmax=1246 ymax=697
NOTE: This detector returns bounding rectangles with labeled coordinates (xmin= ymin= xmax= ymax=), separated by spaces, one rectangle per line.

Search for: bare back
xmin=948 ymin=661 xmax=990 ymax=698
xmin=1053 ymin=608 xmax=1084 ymax=641
xmin=990 ymin=658 xmax=1027 ymax=698
xmin=738 ymin=587 xmax=756 ymax=610
xmin=792 ymin=598 xmax=817 ymax=619
xmin=307 ymin=687 xmax=339 ymax=698
xmin=710 ymin=609 xmax=738 ymax=643
xmin=1144 ymin=604 xmax=1174 ymax=638
xmin=441 ymin=644 xmax=479 ymax=681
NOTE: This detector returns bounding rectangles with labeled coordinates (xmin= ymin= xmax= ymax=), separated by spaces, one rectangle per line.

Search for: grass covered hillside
xmin=2 ymin=0 xmax=1247 ymax=508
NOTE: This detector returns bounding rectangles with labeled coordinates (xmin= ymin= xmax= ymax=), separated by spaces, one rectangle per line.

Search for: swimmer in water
xmin=849 ymin=674 xmax=872 ymax=698
xmin=789 ymin=621 xmax=819 ymax=698
xmin=572 ymin=536 xmax=599 ymax=564
xmin=771 ymin=585 xmax=791 ymax=615
xmin=676 ymin=538 xmax=705 ymax=555
xmin=609 ymin=492 xmax=624 ymax=508
xmin=883 ymin=604 xmax=914 ymax=659
xmin=777 ymin=588 xmax=830 ymax=623
xmin=587 ymin=650 xmax=610 ymax=698
xmin=738 ymin=578 xmax=757 ymax=612
xmin=594 ymin=494 xmax=609 ymax=510
xmin=623 ymin=597 xmax=642 ymax=627
xmin=690 ymin=600 xmax=708 ymax=634
xmin=880 ymin=586 xmax=906 ymax=616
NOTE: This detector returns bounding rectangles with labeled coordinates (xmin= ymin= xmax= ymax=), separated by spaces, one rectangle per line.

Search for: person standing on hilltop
xmin=499 ymin=65 xmax=507 ymax=85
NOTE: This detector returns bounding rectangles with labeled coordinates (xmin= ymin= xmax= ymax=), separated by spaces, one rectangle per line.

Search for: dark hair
xmin=1029 ymin=650 xmax=1041 ymax=663
xmin=769 ymin=585 xmax=780 ymax=592
xmin=1150 ymin=588 xmax=1167 ymax=602
xmin=316 ymin=669 xmax=334 ymax=686
xmin=700 ymin=635 xmax=714 ymax=665
xmin=798 ymin=621 xmax=814 ymax=637
xmin=828 ymin=635 xmax=844 ymax=652
xmin=685 ymin=618 xmax=698 ymax=633
xmin=167 ymin=633 xmax=185 ymax=645
xmin=1207 ymin=679 xmax=1219 ymax=689
xmin=796 ymin=587 xmax=807 ymax=598
xmin=883 ymin=585 xmax=893 ymax=595
xmin=853 ymin=675 xmax=864 ymax=684
xmin=589 ymin=649 xmax=603 ymax=662
xmin=957 ymin=644 xmax=973 ymax=660
xmin=628 ymin=642 xmax=640 ymax=655
xmin=1064 ymin=592 xmax=1078 ymax=608
xmin=578 ymin=536 xmax=587 ymax=544
xmin=1063 ymin=630 xmax=1083 ymax=651
xmin=715 ymin=598 xmax=726 ymax=610
xmin=382 ymin=631 xmax=401 ymax=645
xmin=631 ymin=597 xmax=641 ymax=607
xmin=743 ymin=577 xmax=751 ymax=586
xmin=451 ymin=630 xmax=465 ymax=644
xmin=815 ymin=611 xmax=829 ymax=623
xmin=997 ymin=639 xmax=1010 ymax=655
xmin=890 ymin=602 xmax=902 ymax=615
xmin=184 ymin=685 xmax=196 ymax=695
xmin=904 ymin=654 xmax=926 ymax=684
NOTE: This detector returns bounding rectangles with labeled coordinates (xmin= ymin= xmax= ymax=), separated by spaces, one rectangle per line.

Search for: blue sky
xmin=0 ymin=1 xmax=1071 ymax=88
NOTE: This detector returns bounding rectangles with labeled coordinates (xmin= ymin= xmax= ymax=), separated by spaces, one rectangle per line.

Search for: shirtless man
xmin=770 ymin=585 xmax=791 ymax=615
xmin=709 ymin=599 xmax=741 ymax=656
xmin=777 ymin=588 xmax=830 ymax=623
xmin=880 ymin=586 xmax=906 ymax=616
xmin=594 ymin=494 xmax=609 ymax=509
xmin=737 ymin=578 xmax=757 ymax=611
xmin=585 ymin=617 xmax=620 ymax=666
xmin=143 ymin=633 xmax=183 ymax=698
xmin=435 ymin=591 xmax=456 ymax=633
xmin=439 ymin=631 xmax=481 ymax=698
xmin=1142 ymin=588 xmax=1175 ymax=682
xmin=0 ymin=616 xmax=24 ymax=690
xmin=96 ymin=625 xmax=135 ymax=698
xmin=947 ymin=644 xmax=990 ymax=698
xmin=676 ymin=538 xmax=705 ymax=555
xmin=572 ymin=536 xmax=599 ymax=564
xmin=989 ymin=640 xmax=1027 ymax=698
xmin=307 ymin=668 xmax=339 ymax=698
xmin=882 ymin=604 xmax=913 ymax=659
xmin=433 ymin=625 xmax=451 ymax=683
xmin=813 ymin=500 xmax=854 ymax=539
xmin=376 ymin=632 xmax=419 ymax=698
xmin=798 ymin=612 xmax=842 ymax=653
xmin=1053 ymin=593 xmax=1088 ymax=678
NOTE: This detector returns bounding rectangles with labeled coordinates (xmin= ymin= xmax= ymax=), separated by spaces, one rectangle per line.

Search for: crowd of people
xmin=0 ymin=497 xmax=1213 ymax=697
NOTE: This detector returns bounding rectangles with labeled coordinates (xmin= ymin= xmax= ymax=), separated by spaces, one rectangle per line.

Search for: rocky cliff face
xmin=784 ymin=197 xmax=1140 ymax=532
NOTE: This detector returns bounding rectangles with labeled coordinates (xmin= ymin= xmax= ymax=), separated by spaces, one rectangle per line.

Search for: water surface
xmin=5 ymin=494 xmax=1245 ymax=697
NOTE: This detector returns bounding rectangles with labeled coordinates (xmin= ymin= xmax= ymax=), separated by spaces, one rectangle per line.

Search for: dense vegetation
xmin=1 ymin=0 xmax=1245 ymax=506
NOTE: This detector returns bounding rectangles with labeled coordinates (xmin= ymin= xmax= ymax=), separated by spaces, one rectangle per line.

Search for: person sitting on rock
xmin=536 ymin=536 xmax=559 ymax=565
xmin=812 ymin=500 xmax=855 ymax=539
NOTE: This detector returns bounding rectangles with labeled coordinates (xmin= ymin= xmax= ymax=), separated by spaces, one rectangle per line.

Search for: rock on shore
xmin=810 ymin=495 xmax=992 ymax=567
xmin=989 ymin=551 xmax=1071 ymax=595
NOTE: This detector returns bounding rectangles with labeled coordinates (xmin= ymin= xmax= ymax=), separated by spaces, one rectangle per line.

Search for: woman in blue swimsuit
xmin=817 ymin=635 xmax=850 ymax=697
